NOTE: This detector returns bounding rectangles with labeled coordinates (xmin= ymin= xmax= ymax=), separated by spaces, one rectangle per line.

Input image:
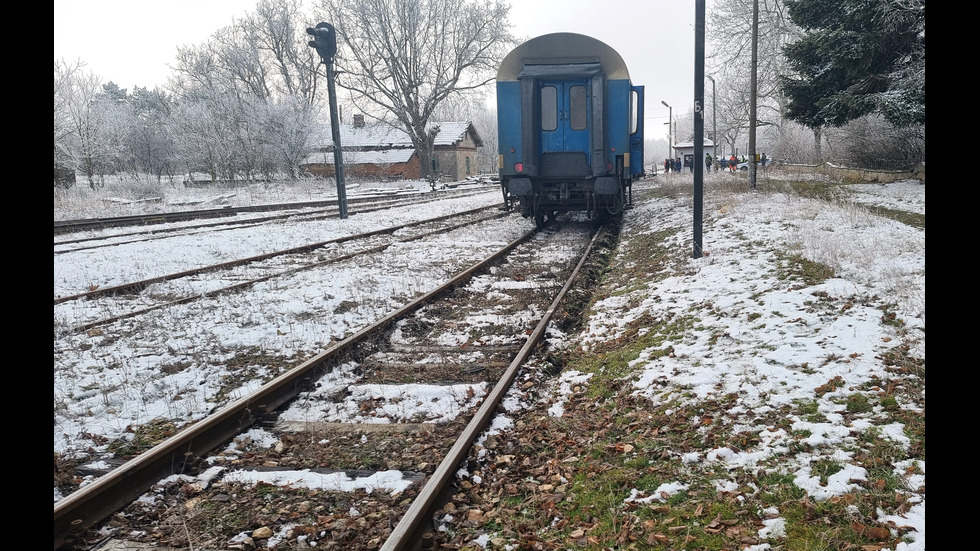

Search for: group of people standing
xmin=660 ymin=154 xmax=759 ymax=174
xmin=704 ymin=154 xmax=747 ymax=172
xmin=662 ymin=158 xmax=685 ymax=173
xmin=662 ymin=154 xmax=738 ymax=173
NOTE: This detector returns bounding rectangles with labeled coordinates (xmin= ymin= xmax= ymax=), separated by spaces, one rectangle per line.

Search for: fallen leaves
xmin=815 ymin=375 xmax=845 ymax=396
xmin=611 ymin=442 xmax=635 ymax=453
xmin=850 ymin=520 xmax=891 ymax=541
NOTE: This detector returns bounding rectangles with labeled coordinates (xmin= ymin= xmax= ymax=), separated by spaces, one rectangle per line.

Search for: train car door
xmin=630 ymin=85 xmax=645 ymax=177
xmin=539 ymin=80 xmax=591 ymax=161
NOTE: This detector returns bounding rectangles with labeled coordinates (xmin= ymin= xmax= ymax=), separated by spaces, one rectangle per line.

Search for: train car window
xmin=541 ymin=86 xmax=557 ymax=131
xmin=630 ymin=90 xmax=639 ymax=134
xmin=569 ymin=85 xmax=587 ymax=130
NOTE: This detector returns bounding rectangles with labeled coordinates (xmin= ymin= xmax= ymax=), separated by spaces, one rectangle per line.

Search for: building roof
xmin=672 ymin=141 xmax=717 ymax=149
xmin=308 ymin=120 xmax=481 ymax=150
xmin=300 ymin=148 xmax=416 ymax=167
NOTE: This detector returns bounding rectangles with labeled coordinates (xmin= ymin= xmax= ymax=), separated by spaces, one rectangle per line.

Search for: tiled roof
xmin=300 ymin=148 xmax=416 ymax=166
xmin=308 ymin=120 xmax=478 ymax=149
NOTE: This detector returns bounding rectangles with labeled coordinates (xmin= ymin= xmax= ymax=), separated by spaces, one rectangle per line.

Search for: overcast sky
xmin=54 ymin=0 xmax=712 ymax=142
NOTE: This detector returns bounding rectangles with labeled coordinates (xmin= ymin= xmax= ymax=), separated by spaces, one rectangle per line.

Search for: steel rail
xmin=54 ymin=187 xmax=493 ymax=235
xmin=381 ymin=226 xmax=605 ymax=550
xmin=64 ymin=211 xmax=511 ymax=335
xmin=54 ymin=205 xmax=497 ymax=305
xmin=53 ymin=227 xmax=537 ymax=551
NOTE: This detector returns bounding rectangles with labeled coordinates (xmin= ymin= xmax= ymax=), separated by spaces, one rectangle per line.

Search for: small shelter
xmin=301 ymin=117 xmax=483 ymax=182
xmin=670 ymin=140 xmax=717 ymax=171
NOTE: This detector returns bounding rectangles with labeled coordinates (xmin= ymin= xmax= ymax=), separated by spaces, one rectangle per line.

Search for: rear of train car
xmin=496 ymin=33 xmax=644 ymax=227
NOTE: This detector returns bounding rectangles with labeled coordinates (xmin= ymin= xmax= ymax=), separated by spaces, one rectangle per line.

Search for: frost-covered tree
xmin=311 ymin=0 xmax=514 ymax=178
xmin=170 ymin=0 xmax=321 ymax=181
xmin=127 ymin=87 xmax=178 ymax=182
xmin=707 ymin=0 xmax=803 ymax=156
xmin=55 ymin=63 xmax=131 ymax=188
xmin=780 ymin=0 xmax=925 ymax=128
xmin=248 ymin=0 xmax=322 ymax=106
xmin=471 ymin=106 xmax=497 ymax=176
xmin=256 ymin=96 xmax=316 ymax=179
xmin=54 ymin=59 xmax=84 ymax=172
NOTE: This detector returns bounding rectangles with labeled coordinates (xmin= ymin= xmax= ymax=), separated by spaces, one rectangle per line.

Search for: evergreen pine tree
xmin=781 ymin=0 xmax=924 ymax=128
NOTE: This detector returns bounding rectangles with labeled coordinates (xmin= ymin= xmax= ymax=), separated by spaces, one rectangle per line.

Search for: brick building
xmin=301 ymin=117 xmax=483 ymax=182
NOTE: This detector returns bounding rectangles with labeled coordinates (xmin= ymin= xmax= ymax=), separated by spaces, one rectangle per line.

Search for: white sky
xmin=53 ymin=0 xmax=708 ymax=142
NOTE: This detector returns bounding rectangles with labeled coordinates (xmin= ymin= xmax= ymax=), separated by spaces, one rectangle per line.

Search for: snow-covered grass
xmin=449 ymin=174 xmax=925 ymax=550
xmin=53 ymin=175 xmax=418 ymax=221
xmin=54 ymin=173 xmax=925 ymax=550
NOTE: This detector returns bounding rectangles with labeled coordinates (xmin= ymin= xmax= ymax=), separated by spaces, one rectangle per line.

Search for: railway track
xmin=54 ymin=195 xmax=525 ymax=464
xmin=54 ymin=191 xmax=504 ymax=302
xmin=54 ymin=206 xmax=507 ymax=326
xmin=53 ymin=186 xmax=494 ymax=238
xmin=55 ymin=218 xmax=614 ymax=550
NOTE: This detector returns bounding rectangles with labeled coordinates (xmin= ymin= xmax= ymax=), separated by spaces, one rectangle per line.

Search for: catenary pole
xmin=748 ymin=0 xmax=759 ymax=190
xmin=707 ymin=75 xmax=716 ymax=169
xmin=692 ymin=0 xmax=705 ymax=258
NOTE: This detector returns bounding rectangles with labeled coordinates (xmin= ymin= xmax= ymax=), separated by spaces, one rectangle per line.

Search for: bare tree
xmin=311 ymin=0 xmax=514 ymax=178
xmin=257 ymin=96 xmax=317 ymax=179
xmin=54 ymin=59 xmax=84 ymax=172
xmin=55 ymin=62 xmax=131 ymax=189
xmin=707 ymin=0 xmax=802 ymax=156
xmin=248 ymin=0 xmax=322 ymax=106
xmin=126 ymin=87 xmax=178 ymax=183
xmin=170 ymin=0 xmax=321 ymax=182
xmin=823 ymin=115 xmax=924 ymax=171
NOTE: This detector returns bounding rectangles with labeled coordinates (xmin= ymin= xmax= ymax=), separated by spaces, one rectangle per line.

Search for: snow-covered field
xmin=466 ymin=176 xmax=925 ymax=550
xmin=54 ymin=174 xmax=925 ymax=549
xmin=54 ymin=182 xmax=526 ymax=461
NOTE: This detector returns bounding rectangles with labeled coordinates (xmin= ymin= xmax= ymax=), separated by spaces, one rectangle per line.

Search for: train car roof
xmin=497 ymin=32 xmax=631 ymax=82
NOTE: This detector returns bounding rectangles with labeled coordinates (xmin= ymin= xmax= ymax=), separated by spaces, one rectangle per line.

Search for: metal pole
xmin=748 ymin=0 xmax=759 ymax=190
xmin=693 ymin=0 xmax=705 ymax=259
xmin=325 ymin=58 xmax=349 ymax=218
xmin=707 ymin=75 xmax=716 ymax=170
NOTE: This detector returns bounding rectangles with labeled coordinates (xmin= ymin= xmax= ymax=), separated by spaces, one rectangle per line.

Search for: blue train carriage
xmin=497 ymin=32 xmax=645 ymax=227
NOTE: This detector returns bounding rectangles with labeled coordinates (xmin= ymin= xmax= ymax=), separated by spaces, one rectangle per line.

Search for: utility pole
xmin=693 ymin=0 xmax=704 ymax=259
xmin=748 ymin=0 xmax=759 ymax=190
xmin=307 ymin=22 xmax=349 ymax=218
xmin=661 ymin=101 xmax=672 ymax=166
xmin=707 ymin=75 xmax=716 ymax=171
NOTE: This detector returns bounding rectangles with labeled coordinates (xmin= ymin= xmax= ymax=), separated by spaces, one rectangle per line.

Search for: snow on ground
xmin=54 ymin=176 xmax=925 ymax=551
xmin=54 ymin=185 xmax=530 ymax=461
xmin=462 ymin=177 xmax=926 ymax=550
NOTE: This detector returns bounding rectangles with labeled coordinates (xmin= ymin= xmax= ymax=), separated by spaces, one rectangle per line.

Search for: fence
xmin=778 ymin=161 xmax=925 ymax=184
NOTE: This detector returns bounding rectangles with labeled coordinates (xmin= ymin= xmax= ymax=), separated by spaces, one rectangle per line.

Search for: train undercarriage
xmin=502 ymin=177 xmax=631 ymax=228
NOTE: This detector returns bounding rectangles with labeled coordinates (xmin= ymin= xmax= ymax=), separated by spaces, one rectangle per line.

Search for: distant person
xmin=729 ymin=155 xmax=737 ymax=172
xmin=664 ymin=159 xmax=670 ymax=174
xmin=705 ymin=153 xmax=712 ymax=172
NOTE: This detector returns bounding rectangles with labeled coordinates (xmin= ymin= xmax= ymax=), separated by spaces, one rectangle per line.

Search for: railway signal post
xmin=307 ymin=22 xmax=349 ymax=219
